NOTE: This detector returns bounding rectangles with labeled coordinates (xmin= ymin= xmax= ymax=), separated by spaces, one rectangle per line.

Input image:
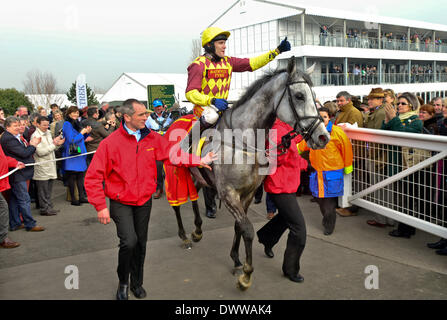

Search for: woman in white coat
xmin=31 ymin=115 xmax=65 ymax=215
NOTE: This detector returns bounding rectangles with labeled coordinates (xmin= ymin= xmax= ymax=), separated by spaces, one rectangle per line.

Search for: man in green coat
xmin=335 ymin=91 xmax=364 ymax=127
xmin=364 ymin=88 xmax=386 ymax=129
xmin=363 ymin=88 xmax=395 ymax=227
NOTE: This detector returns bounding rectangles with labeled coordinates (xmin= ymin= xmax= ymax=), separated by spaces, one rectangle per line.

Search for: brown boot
xmin=153 ymin=189 xmax=163 ymax=199
xmin=336 ymin=208 xmax=357 ymax=217
xmin=0 ymin=238 xmax=20 ymax=249
xmin=26 ymin=226 xmax=45 ymax=232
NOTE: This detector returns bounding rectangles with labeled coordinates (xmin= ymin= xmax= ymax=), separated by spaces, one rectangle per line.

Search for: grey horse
xmin=172 ymin=57 xmax=330 ymax=290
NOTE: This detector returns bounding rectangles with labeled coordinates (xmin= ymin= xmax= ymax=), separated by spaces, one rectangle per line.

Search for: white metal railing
xmin=314 ymin=33 xmax=447 ymax=53
xmin=311 ymin=72 xmax=447 ymax=87
xmin=340 ymin=126 xmax=447 ymax=238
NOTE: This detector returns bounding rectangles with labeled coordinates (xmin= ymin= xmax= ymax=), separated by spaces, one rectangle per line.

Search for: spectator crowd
xmin=0 ymin=103 xmax=122 ymax=248
xmin=1 ymin=93 xmax=446 ymax=257
xmin=319 ymin=25 xmax=447 ymax=53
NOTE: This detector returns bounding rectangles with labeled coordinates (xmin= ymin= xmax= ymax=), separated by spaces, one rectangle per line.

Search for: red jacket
xmin=264 ymin=119 xmax=306 ymax=194
xmin=0 ymin=145 xmax=18 ymax=192
xmin=85 ymin=125 xmax=201 ymax=212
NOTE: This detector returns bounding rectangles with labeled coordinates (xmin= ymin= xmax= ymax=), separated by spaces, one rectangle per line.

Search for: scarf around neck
xmin=398 ymin=110 xmax=418 ymax=121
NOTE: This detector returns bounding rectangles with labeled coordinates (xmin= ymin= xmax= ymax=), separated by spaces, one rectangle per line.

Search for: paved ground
xmin=0 ymin=180 xmax=446 ymax=300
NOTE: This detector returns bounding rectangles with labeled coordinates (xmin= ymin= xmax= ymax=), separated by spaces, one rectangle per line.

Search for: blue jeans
xmin=9 ymin=181 xmax=36 ymax=230
xmin=266 ymin=193 xmax=277 ymax=213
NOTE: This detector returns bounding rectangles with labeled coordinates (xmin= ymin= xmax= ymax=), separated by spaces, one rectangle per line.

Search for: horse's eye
xmin=295 ymin=92 xmax=305 ymax=101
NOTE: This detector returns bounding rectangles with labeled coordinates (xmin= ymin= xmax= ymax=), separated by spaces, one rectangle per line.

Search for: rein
xmin=221 ymin=75 xmax=323 ymax=156
xmin=274 ymin=79 xmax=324 ymax=142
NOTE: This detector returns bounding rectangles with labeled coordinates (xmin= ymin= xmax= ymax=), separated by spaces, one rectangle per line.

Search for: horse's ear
xmin=305 ymin=63 xmax=316 ymax=75
xmin=287 ymin=56 xmax=296 ymax=75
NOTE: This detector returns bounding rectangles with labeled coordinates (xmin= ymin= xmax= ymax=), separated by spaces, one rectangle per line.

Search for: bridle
xmin=221 ymin=75 xmax=324 ymax=155
xmin=274 ymin=79 xmax=324 ymax=143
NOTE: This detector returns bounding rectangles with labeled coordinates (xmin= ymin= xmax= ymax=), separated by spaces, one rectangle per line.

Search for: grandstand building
xmin=210 ymin=0 xmax=447 ymax=103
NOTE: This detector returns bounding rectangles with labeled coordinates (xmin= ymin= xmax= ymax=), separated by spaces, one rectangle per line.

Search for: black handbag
xmin=69 ymin=143 xmax=81 ymax=155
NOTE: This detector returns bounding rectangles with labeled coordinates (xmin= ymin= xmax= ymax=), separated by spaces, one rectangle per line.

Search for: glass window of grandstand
xmin=346 ymin=20 xmax=379 ymax=49
xmin=227 ymin=22 xmax=277 ymax=56
xmin=380 ymin=24 xmax=408 ymax=51
xmin=409 ymin=29 xmax=447 ymax=53
xmin=435 ymin=31 xmax=447 ymax=53
xmin=438 ymin=63 xmax=447 ymax=82
xmin=278 ymin=18 xmax=300 ymax=47
xmin=348 ymin=59 xmax=378 ymax=85
xmin=410 ymin=61 xmax=435 ymax=83
xmin=382 ymin=61 xmax=409 ymax=84
xmin=318 ymin=59 xmax=345 ymax=86
xmin=308 ymin=16 xmax=344 ymax=47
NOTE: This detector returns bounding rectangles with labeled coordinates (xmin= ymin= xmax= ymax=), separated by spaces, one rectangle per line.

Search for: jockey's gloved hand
xmin=211 ymin=98 xmax=229 ymax=112
xmin=277 ymin=37 xmax=291 ymax=53
xmin=281 ymin=134 xmax=292 ymax=150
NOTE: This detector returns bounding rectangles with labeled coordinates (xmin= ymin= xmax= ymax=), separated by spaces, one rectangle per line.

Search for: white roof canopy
xmin=100 ymin=73 xmax=188 ymax=104
xmin=211 ymin=0 xmax=447 ymax=33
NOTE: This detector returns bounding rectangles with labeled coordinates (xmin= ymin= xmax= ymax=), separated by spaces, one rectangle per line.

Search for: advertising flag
xmin=76 ymin=74 xmax=88 ymax=109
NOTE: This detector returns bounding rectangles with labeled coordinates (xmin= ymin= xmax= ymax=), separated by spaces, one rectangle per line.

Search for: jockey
xmin=185 ymin=27 xmax=291 ymax=130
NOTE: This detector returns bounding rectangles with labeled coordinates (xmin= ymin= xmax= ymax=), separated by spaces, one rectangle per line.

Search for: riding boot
xmin=179 ymin=116 xmax=212 ymax=154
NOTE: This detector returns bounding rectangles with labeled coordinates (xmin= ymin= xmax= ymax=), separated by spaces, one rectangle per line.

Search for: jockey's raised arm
xmin=185 ymin=27 xmax=291 ymax=129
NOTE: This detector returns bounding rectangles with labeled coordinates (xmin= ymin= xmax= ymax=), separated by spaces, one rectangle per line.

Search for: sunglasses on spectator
xmin=397 ymin=102 xmax=408 ymax=105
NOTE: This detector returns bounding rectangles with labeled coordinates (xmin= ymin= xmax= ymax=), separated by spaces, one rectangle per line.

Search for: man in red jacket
xmin=85 ymin=98 xmax=216 ymax=300
xmin=0 ymin=145 xmax=25 ymax=248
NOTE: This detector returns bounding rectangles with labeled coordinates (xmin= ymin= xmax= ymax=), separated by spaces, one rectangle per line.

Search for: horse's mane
xmin=232 ymin=68 xmax=313 ymax=110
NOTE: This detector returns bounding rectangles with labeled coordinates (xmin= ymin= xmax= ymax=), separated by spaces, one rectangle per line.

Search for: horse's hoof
xmin=191 ymin=231 xmax=203 ymax=242
xmin=237 ymin=274 xmax=252 ymax=291
xmin=182 ymin=240 xmax=192 ymax=249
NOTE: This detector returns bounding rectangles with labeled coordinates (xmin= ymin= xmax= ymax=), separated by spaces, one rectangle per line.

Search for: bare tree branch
xmin=190 ymin=39 xmax=202 ymax=63
xmin=93 ymin=86 xmax=106 ymax=94
xmin=23 ymin=69 xmax=60 ymax=109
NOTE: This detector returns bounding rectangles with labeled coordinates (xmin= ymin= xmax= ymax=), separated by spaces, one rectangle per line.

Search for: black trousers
xmin=203 ymin=187 xmax=217 ymax=211
xmin=29 ymin=179 xmax=40 ymax=208
xmin=396 ymin=174 xmax=417 ymax=235
xmin=65 ymin=171 xmax=86 ymax=201
xmin=156 ymin=160 xmax=165 ymax=191
xmin=257 ymin=193 xmax=307 ymax=276
xmin=110 ymin=199 xmax=152 ymax=287
xmin=315 ymin=197 xmax=337 ymax=234
xmin=254 ymin=183 xmax=263 ymax=202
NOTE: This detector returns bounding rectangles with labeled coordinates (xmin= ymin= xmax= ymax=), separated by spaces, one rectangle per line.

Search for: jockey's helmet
xmin=201 ymin=27 xmax=231 ymax=47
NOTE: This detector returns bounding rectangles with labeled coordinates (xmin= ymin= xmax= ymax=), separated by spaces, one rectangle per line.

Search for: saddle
xmin=165 ymin=115 xmax=218 ymax=188
xmin=178 ymin=116 xmax=219 ymax=157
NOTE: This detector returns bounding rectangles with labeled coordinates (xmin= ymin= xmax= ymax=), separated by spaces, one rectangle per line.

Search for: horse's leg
xmin=230 ymin=221 xmax=243 ymax=276
xmin=223 ymin=191 xmax=255 ymax=290
xmin=172 ymin=206 xmax=192 ymax=249
xmin=191 ymin=200 xmax=203 ymax=242
xmin=237 ymin=216 xmax=254 ymax=291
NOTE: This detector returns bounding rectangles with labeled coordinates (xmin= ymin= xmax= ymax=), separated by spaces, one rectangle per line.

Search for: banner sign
xmin=147 ymin=85 xmax=175 ymax=110
xmin=76 ymin=74 xmax=88 ymax=109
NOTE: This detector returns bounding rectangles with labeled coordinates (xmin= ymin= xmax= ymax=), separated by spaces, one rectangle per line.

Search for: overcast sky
xmin=1 ymin=0 xmax=444 ymax=93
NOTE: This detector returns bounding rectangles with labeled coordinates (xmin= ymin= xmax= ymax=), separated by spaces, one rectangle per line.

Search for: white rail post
xmin=339 ymin=172 xmax=352 ymax=209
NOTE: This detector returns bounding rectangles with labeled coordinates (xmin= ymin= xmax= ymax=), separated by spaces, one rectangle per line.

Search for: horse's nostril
xmin=319 ymin=135 xmax=328 ymax=143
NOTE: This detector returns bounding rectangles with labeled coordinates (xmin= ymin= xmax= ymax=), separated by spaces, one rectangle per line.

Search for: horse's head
xmin=275 ymin=57 xmax=330 ymax=149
